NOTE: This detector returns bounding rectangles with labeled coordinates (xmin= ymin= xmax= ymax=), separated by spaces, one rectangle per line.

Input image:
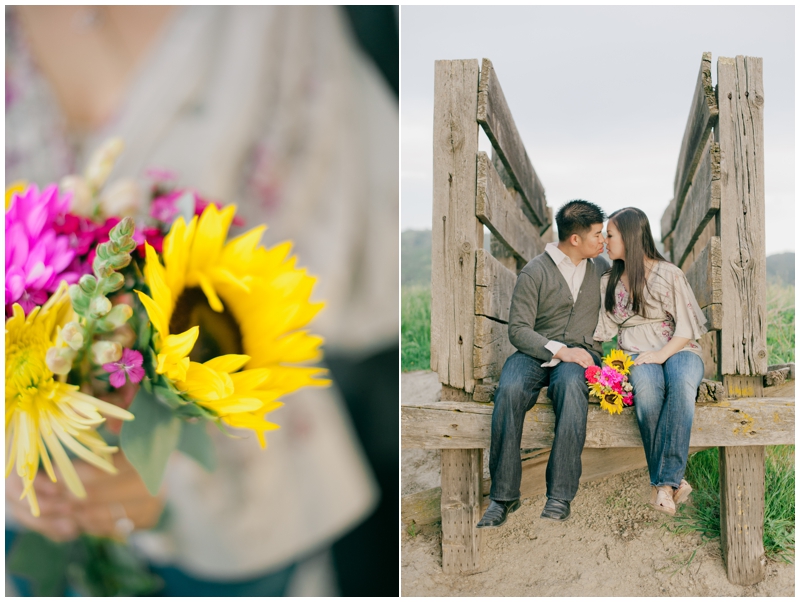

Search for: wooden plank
xmin=491 ymin=151 xmax=539 ymax=229
xmin=541 ymin=205 xmax=555 ymax=240
xmin=684 ymin=236 xmax=722 ymax=330
xmin=661 ymin=197 xmax=677 ymax=240
xmin=431 ymin=59 xmax=482 ymax=392
xmin=476 ymin=152 xmax=544 ymax=263
xmin=719 ymin=446 xmax=766 ymax=585
xmin=473 ymin=315 xmax=516 ymax=380
xmin=401 ymin=397 xmax=795 ymax=449
xmin=671 ymin=52 xmax=719 ymax=229
xmin=402 ymin=447 xmax=649 ymax=527
xmin=441 ymin=449 xmax=482 ymax=574
xmin=717 ymin=56 xmax=768 ymax=376
xmin=698 ymin=331 xmax=720 ymax=380
xmin=476 ymin=58 xmax=547 ymax=227
xmin=671 ymin=138 xmax=721 ymax=268
xmin=682 ymin=216 xmax=717 ymax=274
xmin=475 ymin=249 xmax=516 ymax=323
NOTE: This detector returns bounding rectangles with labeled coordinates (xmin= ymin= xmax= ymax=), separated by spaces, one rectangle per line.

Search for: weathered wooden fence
xmin=402 ymin=55 xmax=794 ymax=585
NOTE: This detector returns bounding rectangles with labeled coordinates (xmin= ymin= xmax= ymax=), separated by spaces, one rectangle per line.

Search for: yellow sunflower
xmin=588 ymin=381 xmax=605 ymax=401
xmin=5 ymin=283 xmax=134 ymax=516
xmin=603 ymin=349 xmax=634 ymax=375
xmin=135 ymin=204 xmax=329 ymax=447
xmin=599 ymin=391 xmax=624 ymax=416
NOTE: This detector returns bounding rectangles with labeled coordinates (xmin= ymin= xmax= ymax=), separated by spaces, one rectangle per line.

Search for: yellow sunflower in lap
xmin=603 ymin=349 xmax=633 ymax=375
xmin=135 ymin=203 xmax=329 ymax=447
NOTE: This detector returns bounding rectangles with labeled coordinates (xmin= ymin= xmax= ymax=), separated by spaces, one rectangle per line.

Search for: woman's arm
xmin=633 ymin=336 xmax=690 ymax=365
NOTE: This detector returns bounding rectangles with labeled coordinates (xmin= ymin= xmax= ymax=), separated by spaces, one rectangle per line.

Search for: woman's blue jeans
xmin=628 ymin=351 xmax=705 ymax=488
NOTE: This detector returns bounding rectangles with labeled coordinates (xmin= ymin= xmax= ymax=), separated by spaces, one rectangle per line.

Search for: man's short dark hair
xmin=555 ymin=199 xmax=606 ymax=242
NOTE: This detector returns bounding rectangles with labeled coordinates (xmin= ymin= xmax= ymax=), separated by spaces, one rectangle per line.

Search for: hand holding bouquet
xmin=585 ymin=350 xmax=634 ymax=415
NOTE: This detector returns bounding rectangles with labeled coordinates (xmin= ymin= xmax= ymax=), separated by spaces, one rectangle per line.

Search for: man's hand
xmin=553 ymin=346 xmax=594 ymax=368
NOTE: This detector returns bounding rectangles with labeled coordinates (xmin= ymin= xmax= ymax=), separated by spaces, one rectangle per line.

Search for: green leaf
xmin=7 ymin=531 xmax=69 ymax=596
xmin=177 ymin=420 xmax=217 ymax=472
xmin=120 ymin=388 xmax=181 ymax=495
xmin=153 ymin=384 xmax=187 ymax=410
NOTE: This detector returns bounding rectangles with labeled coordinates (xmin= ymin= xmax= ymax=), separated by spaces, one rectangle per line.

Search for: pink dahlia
xmin=5 ymin=185 xmax=80 ymax=314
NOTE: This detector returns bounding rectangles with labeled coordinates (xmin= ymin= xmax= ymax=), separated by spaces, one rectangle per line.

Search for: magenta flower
xmin=585 ymin=365 xmax=601 ymax=384
xmin=597 ymin=366 xmax=624 ymax=388
xmin=103 ymin=349 xmax=145 ymax=389
xmin=6 ymin=185 xmax=80 ymax=314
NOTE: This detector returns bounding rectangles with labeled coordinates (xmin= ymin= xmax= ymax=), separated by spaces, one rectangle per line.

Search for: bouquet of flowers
xmin=585 ymin=350 xmax=634 ymax=415
xmin=5 ymin=139 xmax=328 ymax=595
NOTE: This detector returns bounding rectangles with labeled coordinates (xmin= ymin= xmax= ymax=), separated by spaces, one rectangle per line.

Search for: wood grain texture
xmin=661 ymin=197 xmax=677 ymax=241
xmin=431 ymin=59 xmax=482 ymax=392
xmin=402 ymin=447 xmax=648 ymax=527
xmin=698 ymin=330 xmax=720 ymax=381
xmin=717 ymin=56 xmax=768 ymax=376
xmin=401 ymin=397 xmax=794 ymax=449
xmin=685 ymin=236 xmax=722 ymax=330
xmin=719 ymin=446 xmax=766 ymax=585
xmin=473 ymin=315 xmax=516 ymax=380
xmin=476 ymin=152 xmax=544 ymax=263
xmin=441 ymin=448 xmax=483 ymax=574
xmin=475 ymin=249 xmax=517 ymax=323
xmin=672 ymin=138 xmax=721 ymax=268
xmin=672 ymin=52 xmax=719 ymax=228
xmin=476 ymin=58 xmax=547 ymax=228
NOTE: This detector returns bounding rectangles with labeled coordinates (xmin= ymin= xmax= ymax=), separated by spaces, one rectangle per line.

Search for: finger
xmin=10 ymin=505 xmax=79 ymax=542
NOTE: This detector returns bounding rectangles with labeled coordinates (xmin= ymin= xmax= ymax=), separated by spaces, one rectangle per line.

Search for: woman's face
xmin=604 ymin=220 xmax=625 ymax=261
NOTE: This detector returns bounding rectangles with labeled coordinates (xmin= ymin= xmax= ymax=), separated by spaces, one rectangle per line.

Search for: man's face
xmin=572 ymin=223 xmax=605 ymax=259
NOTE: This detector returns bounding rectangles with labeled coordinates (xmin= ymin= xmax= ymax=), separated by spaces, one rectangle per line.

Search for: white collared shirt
xmin=541 ymin=242 xmax=588 ymax=367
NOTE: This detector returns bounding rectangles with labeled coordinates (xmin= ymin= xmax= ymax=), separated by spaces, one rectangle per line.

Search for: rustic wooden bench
xmin=401 ymin=55 xmax=795 ymax=586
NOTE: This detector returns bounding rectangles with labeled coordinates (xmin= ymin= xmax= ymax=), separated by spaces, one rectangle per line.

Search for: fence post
xmin=716 ymin=55 xmax=767 ymax=586
xmin=431 ymin=59 xmax=484 ymax=574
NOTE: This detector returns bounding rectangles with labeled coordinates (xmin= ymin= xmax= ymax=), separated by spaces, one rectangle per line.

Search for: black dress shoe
xmin=540 ymin=498 xmax=571 ymax=522
xmin=476 ymin=499 xmax=521 ymax=528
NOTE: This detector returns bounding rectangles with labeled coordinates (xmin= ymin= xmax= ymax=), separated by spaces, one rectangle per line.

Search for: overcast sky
xmin=401 ymin=5 xmax=795 ymax=256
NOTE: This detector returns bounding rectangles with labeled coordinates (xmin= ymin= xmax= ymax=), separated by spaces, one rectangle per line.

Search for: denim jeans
xmin=489 ymin=350 xmax=601 ymax=502
xmin=628 ymin=351 xmax=705 ymax=488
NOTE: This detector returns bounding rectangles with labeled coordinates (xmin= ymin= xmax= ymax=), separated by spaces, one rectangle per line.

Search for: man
xmin=477 ymin=199 xmax=608 ymax=528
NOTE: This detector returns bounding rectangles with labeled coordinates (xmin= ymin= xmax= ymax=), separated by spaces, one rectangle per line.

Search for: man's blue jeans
xmin=628 ymin=351 xmax=705 ymax=488
xmin=489 ymin=350 xmax=600 ymax=502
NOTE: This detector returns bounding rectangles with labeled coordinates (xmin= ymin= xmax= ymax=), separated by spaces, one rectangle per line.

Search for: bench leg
xmin=719 ymin=445 xmax=766 ymax=585
xmin=441 ymin=449 xmax=482 ymax=574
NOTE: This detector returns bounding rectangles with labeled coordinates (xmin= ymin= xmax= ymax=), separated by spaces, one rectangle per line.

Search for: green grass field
xmin=401 ymin=286 xmax=431 ymax=372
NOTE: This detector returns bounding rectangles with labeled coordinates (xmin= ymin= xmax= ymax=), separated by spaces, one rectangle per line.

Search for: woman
xmin=594 ymin=207 xmax=707 ymax=515
xmin=5 ymin=6 xmax=397 ymax=596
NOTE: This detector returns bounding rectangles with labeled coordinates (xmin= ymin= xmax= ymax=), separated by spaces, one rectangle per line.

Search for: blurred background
xmin=6 ymin=5 xmax=398 ymax=596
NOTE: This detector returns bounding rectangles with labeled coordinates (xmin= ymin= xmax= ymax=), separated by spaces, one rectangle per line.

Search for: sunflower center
xmin=611 ymin=360 xmax=624 ymax=370
xmin=169 ymin=287 xmax=244 ymax=363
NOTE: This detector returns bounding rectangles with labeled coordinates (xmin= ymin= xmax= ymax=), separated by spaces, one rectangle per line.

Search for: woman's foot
xmin=650 ymin=486 xmax=676 ymax=516
xmin=673 ymin=479 xmax=692 ymax=505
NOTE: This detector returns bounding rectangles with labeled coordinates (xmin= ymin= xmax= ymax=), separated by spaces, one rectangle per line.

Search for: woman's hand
xmin=6 ymin=471 xmax=80 ymax=542
xmin=633 ymin=350 xmax=666 ymax=365
xmin=70 ymin=454 xmax=165 ymax=539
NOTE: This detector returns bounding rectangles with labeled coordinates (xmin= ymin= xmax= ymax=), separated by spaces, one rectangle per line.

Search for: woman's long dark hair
xmin=604 ymin=207 xmax=667 ymax=317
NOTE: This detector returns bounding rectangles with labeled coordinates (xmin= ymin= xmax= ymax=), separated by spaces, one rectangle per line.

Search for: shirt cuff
xmin=541 ymin=340 xmax=565 ymax=368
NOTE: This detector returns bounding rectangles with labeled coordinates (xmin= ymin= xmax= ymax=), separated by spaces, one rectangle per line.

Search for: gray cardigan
xmin=507 ymin=252 xmax=610 ymax=362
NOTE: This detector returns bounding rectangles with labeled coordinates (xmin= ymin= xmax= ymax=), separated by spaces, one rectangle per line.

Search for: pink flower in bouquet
xmin=585 ymin=365 xmax=601 ymax=383
xmin=622 ymin=392 xmax=634 ymax=407
xmin=103 ymin=348 xmax=145 ymax=389
xmin=5 ymin=185 xmax=80 ymax=314
xmin=598 ymin=365 xmax=624 ymax=388
xmin=150 ymin=189 xmax=245 ymax=227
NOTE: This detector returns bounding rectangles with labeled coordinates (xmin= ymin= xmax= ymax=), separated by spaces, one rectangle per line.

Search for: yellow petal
xmin=135 ymin=290 xmax=170 ymax=338
xmin=204 ymin=354 xmax=250 ymax=374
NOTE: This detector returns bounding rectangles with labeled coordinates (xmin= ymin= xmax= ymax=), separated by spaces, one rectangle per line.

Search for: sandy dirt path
xmin=401 ymin=371 xmax=794 ymax=597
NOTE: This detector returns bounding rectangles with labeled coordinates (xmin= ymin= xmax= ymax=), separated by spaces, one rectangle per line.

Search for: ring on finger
xmin=109 ymin=502 xmax=134 ymax=540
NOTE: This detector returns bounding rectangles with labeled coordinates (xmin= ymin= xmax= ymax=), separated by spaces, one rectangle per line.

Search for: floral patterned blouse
xmin=593 ymin=260 xmax=708 ymax=358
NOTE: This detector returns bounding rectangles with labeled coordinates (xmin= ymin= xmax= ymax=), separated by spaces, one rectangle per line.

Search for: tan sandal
xmin=673 ymin=479 xmax=692 ymax=505
xmin=650 ymin=486 xmax=676 ymax=516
